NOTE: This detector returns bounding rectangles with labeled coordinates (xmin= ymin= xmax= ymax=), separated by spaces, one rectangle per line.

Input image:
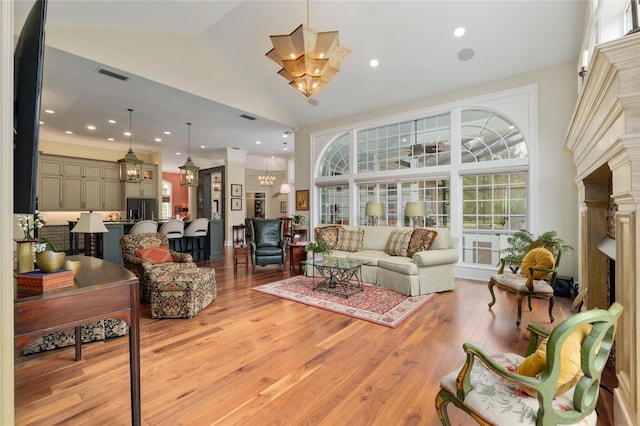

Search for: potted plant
xmin=501 ymin=229 xmax=574 ymax=273
xmin=306 ymin=239 xmax=331 ymax=263
xmin=292 ymin=214 xmax=306 ymax=230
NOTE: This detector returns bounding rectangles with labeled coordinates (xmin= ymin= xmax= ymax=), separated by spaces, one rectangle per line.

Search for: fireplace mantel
xmin=565 ymin=32 xmax=640 ymax=426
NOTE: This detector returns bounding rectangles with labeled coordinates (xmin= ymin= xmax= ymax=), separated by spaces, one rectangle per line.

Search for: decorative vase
xmin=313 ymin=252 xmax=324 ymax=263
xmin=15 ymin=239 xmax=37 ymax=273
xmin=63 ymin=259 xmax=82 ymax=278
xmin=35 ymin=250 xmax=66 ymax=273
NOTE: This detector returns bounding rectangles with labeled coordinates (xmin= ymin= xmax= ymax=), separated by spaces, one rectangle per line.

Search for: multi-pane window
xmin=319 ymin=185 xmax=350 ymax=225
xmin=400 ymin=180 xmax=450 ymax=228
xmin=461 ymin=173 xmax=527 ymax=265
xmin=357 ymin=113 xmax=450 ymax=172
xmin=313 ymin=103 xmax=530 ymax=268
xmin=461 ymin=110 xmax=527 ymax=163
xmin=318 ymin=133 xmax=349 ymax=177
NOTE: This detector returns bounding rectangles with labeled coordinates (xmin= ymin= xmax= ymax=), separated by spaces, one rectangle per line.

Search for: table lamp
xmin=71 ymin=212 xmax=109 ymax=257
xmin=405 ymin=202 xmax=427 ymax=228
xmin=365 ymin=202 xmax=385 ymax=226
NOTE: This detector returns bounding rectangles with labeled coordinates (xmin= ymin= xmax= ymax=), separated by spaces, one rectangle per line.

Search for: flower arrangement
xmin=17 ymin=214 xmax=44 ymax=240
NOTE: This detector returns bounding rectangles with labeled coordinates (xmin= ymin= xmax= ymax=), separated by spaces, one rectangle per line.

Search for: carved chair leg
xmin=527 ymin=295 xmax=533 ymax=311
xmin=487 ymin=280 xmax=497 ymax=308
xmin=516 ymin=293 xmax=524 ymax=327
xmin=548 ymin=296 xmax=555 ymax=323
xmin=435 ymin=391 xmax=453 ymax=426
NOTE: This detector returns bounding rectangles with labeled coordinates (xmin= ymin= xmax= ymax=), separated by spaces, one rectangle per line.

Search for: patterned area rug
xmin=253 ymin=276 xmax=436 ymax=328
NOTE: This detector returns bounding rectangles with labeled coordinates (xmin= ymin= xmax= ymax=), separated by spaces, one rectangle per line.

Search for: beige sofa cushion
xmin=336 ymin=228 xmax=364 ymax=252
xmin=361 ymin=226 xmax=396 ymax=251
xmin=384 ymin=228 xmax=413 ymax=256
xmin=429 ymin=228 xmax=451 ymax=250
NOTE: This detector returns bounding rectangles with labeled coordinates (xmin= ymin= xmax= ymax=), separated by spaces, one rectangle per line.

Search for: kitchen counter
xmin=67 ymin=220 xmax=224 ymax=265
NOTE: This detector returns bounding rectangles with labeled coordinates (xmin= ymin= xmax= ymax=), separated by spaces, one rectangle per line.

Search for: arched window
xmin=318 ymin=133 xmax=349 ymax=177
xmin=461 ymin=109 xmax=527 ymax=162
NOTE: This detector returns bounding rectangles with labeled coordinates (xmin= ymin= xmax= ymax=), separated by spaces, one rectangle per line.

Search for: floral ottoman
xmin=148 ymin=267 xmax=216 ymax=319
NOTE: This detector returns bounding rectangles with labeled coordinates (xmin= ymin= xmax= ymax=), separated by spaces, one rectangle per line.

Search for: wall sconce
xmin=365 ymin=202 xmax=384 ymax=226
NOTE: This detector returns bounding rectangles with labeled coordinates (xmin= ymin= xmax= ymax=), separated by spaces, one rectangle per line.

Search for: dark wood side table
xmin=289 ymin=242 xmax=308 ymax=274
xmin=14 ymin=256 xmax=141 ymax=426
xmin=234 ymin=246 xmax=249 ymax=274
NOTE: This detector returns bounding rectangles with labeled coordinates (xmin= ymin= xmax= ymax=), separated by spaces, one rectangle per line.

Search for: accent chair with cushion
xmin=435 ymin=302 xmax=622 ymax=426
xmin=248 ymin=219 xmax=286 ymax=272
xmin=120 ymin=232 xmax=216 ymax=318
xmin=488 ymin=239 xmax=561 ymax=326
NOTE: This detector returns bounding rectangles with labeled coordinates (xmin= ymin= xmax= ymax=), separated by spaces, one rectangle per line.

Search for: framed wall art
xmin=280 ymin=201 xmax=287 ymax=214
xmin=231 ymin=184 xmax=242 ymax=197
xmin=231 ymin=198 xmax=242 ymax=211
xmin=296 ymin=190 xmax=309 ymax=211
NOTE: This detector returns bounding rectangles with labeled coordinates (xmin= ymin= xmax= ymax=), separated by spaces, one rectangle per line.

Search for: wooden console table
xmin=14 ymin=256 xmax=141 ymax=426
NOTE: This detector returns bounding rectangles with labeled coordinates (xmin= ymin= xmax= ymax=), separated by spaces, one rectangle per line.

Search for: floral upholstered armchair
xmin=435 ymin=302 xmax=622 ymax=426
xmin=120 ymin=233 xmax=196 ymax=302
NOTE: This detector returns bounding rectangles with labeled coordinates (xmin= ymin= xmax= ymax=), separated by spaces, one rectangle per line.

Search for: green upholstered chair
xmin=248 ymin=219 xmax=286 ymax=272
xmin=435 ymin=302 xmax=622 ymax=426
xmin=488 ymin=240 xmax=562 ymax=326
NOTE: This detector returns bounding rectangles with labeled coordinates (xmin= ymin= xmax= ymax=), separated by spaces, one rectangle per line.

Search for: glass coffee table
xmin=303 ymin=257 xmax=368 ymax=298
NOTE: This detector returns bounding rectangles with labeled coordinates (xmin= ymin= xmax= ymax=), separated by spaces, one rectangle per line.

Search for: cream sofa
xmin=306 ymin=225 xmax=459 ymax=296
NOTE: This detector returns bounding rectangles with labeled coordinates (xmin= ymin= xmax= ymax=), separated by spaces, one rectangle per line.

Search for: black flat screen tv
xmin=13 ymin=0 xmax=47 ymax=214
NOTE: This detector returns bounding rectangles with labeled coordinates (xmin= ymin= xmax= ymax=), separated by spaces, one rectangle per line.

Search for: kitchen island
xmin=68 ymin=220 xmax=224 ymax=266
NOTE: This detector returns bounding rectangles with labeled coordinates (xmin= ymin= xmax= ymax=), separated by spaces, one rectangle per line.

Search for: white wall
xmin=295 ymin=61 xmax=580 ymax=280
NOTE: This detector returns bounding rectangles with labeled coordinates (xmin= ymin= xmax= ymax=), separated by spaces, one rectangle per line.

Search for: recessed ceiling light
xmin=124 ymin=131 xmax=131 ymax=136
xmin=200 ymin=145 xmax=205 ymax=149
xmin=176 ymin=152 xmax=181 ymax=156
xmin=65 ymin=131 xmax=73 ymax=134
xmin=154 ymin=138 xmax=162 ymax=142
xmin=369 ymin=59 xmax=379 ymax=68
xmin=87 ymin=125 xmax=96 ymax=130
xmin=108 ymin=119 xmax=116 ymax=124
xmin=256 ymin=141 xmax=262 ymax=144
xmin=107 ymin=138 xmax=114 ymax=141
xmin=45 ymin=109 xmax=54 ymax=114
xmin=164 ymin=131 xmax=171 ymax=135
xmin=454 ymin=27 xmax=465 ymax=37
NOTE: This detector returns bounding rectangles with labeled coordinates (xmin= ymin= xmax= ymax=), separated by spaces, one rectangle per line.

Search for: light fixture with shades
xmin=279 ymin=183 xmax=291 ymax=194
xmin=266 ymin=0 xmax=351 ymax=98
xmin=71 ymin=212 xmax=109 ymax=257
xmin=405 ymin=202 xmax=427 ymax=228
xmin=118 ymin=108 xmax=143 ymax=183
xmin=365 ymin=202 xmax=384 ymax=226
xmin=259 ymin=156 xmax=276 ymax=187
xmin=179 ymin=122 xmax=199 ymax=187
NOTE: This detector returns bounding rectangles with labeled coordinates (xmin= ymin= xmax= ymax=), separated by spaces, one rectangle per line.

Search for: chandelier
xmin=179 ymin=122 xmax=199 ymax=187
xmin=118 ymin=108 xmax=143 ymax=183
xmin=266 ymin=0 xmax=350 ymax=98
xmin=259 ymin=156 xmax=276 ymax=187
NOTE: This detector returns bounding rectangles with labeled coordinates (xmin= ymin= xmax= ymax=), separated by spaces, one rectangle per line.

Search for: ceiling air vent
xmin=240 ymin=114 xmax=256 ymax=121
xmin=97 ymin=68 xmax=129 ymax=81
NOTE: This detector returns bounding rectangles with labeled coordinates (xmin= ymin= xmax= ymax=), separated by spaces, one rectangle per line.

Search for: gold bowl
xmin=63 ymin=259 xmax=82 ymax=278
xmin=36 ymin=251 xmax=66 ymax=273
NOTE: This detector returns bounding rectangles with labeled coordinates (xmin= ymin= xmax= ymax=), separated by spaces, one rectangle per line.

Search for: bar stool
xmin=128 ymin=220 xmax=158 ymax=235
xmin=184 ymin=218 xmax=209 ymax=260
xmin=159 ymin=220 xmax=185 ymax=251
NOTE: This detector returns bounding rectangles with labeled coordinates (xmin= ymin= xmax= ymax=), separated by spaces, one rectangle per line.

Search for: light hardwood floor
xmin=15 ymin=248 xmax=612 ymax=425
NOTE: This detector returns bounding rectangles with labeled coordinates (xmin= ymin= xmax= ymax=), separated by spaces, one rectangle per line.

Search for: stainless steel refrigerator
xmin=126 ymin=198 xmax=158 ymax=221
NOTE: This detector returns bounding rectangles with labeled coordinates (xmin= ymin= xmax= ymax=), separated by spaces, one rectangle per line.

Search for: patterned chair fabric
xmin=435 ymin=303 xmax=623 ymax=426
xmin=488 ymin=239 xmax=562 ymax=326
xmin=148 ymin=267 xmax=216 ymax=319
xmin=248 ymin=219 xmax=286 ymax=272
xmin=120 ymin=232 xmax=197 ymax=302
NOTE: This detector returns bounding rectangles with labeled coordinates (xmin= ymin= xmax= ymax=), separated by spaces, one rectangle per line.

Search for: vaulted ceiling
xmin=14 ymin=0 xmax=586 ymax=172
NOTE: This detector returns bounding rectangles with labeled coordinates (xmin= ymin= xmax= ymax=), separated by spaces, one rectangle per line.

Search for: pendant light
xmin=179 ymin=122 xmax=199 ymax=187
xmin=118 ymin=108 xmax=143 ymax=182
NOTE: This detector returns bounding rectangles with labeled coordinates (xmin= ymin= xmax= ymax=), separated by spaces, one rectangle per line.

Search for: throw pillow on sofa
xmin=335 ymin=228 xmax=364 ymax=252
xmin=406 ymin=228 xmax=438 ymax=257
xmin=136 ymin=246 xmax=174 ymax=264
xmin=316 ymin=226 xmax=341 ymax=250
xmin=521 ymin=247 xmax=555 ymax=279
xmin=385 ymin=228 xmax=413 ymax=256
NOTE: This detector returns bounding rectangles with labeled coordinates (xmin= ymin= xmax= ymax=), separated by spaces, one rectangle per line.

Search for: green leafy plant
xmin=38 ymin=236 xmax=58 ymax=252
xmin=305 ymin=239 xmax=331 ymax=255
xmin=501 ymin=229 xmax=574 ymax=273
xmin=292 ymin=214 xmax=306 ymax=226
